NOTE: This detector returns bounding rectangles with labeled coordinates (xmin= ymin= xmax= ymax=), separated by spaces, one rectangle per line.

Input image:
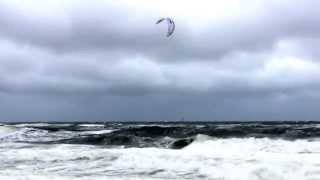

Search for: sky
xmin=1 ymin=0 xmax=320 ymax=122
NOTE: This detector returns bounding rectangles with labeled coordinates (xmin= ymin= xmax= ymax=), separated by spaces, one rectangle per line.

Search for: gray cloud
xmin=0 ymin=0 xmax=320 ymax=121
xmin=1 ymin=1 xmax=319 ymax=61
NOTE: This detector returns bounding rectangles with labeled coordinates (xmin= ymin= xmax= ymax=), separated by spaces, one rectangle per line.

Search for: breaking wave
xmin=1 ymin=122 xmax=320 ymax=149
xmin=1 ymin=122 xmax=320 ymax=179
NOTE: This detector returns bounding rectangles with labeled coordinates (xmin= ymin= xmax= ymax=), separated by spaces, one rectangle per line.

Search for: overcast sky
xmin=1 ymin=0 xmax=320 ymax=122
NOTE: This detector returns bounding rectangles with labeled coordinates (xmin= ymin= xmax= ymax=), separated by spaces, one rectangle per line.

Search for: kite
xmin=156 ymin=18 xmax=175 ymax=37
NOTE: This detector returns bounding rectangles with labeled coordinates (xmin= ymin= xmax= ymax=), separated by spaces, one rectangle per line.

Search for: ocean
xmin=1 ymin=122 xmax=320 ymax=180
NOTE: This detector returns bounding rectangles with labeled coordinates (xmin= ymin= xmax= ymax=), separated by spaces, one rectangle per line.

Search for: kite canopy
xmin=156 ymin=17 xmax=175 ymax=37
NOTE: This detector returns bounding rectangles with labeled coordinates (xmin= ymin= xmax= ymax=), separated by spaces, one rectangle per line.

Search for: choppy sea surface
xmin=1 ymin=121 xmax=320 ymax=180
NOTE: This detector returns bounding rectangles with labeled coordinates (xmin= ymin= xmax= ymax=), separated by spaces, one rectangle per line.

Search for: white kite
xmin=156 ymin=18 xmax=175 ymax=37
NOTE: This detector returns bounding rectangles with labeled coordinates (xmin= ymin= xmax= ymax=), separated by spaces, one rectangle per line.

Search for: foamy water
xmin=1 ymin=123 xmax=320 ymax=180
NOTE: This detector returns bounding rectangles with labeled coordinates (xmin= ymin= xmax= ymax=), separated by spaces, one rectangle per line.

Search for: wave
xmin=1 ymin=137 xmax=320 ymax=180
xmin=1 ymin=123 xmax=320 ymax=149
xmin=0 ymin=125 xmax=18 ymax=139
xmin=2 ymin=122 xmax=320 ymax=179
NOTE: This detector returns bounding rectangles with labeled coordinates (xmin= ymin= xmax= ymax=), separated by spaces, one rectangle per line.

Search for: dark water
xmin=2 ymin=121 xmax=320 ymax=149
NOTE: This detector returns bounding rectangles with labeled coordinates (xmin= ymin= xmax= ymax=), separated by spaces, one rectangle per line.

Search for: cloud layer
xmin=1 ymin=0 xmax=320 ymax=121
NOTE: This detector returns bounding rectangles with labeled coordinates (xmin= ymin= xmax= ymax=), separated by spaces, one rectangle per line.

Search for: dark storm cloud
xmin=2 ymin=91 xmax=320 ymax=122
